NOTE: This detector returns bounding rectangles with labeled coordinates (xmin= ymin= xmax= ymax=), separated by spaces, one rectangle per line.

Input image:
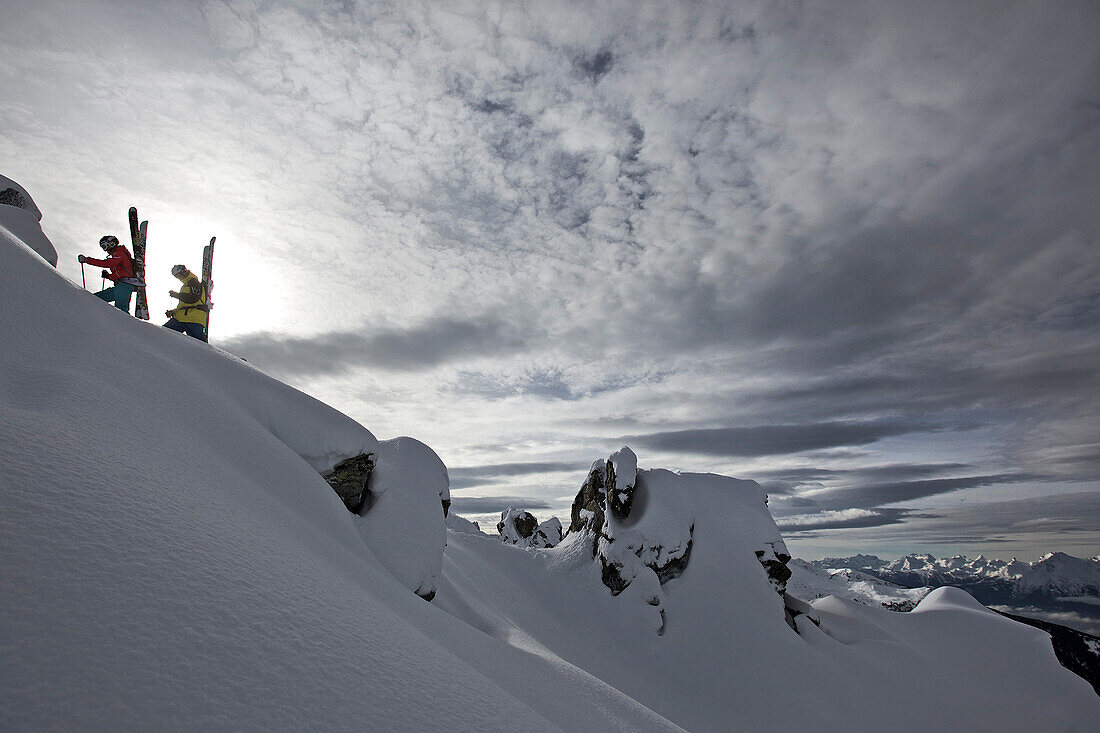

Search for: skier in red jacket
xmin=79 ymin=235 xmax=142 ymax=314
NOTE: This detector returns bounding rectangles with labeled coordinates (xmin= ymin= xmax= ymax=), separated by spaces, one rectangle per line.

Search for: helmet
xmin=171 ymin=264 xmax=187 ymax=277
xmin=99 ymin=235 xmax=120 ymax=251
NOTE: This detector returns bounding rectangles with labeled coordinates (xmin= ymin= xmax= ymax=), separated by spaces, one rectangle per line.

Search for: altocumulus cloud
xmin=2 ymin=0 xmax=1098 ymax=559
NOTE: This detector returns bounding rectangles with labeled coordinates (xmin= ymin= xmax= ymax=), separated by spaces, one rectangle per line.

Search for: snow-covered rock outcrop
xmin=0 ymin=173 xmax=56 ymax=266
xmin=565 ymin=447 xmax=806 ymax=635
xmin=569 ymin=448 xmax=693 ymax=599
xmin=536 ymin=517 xmax=563 ymax=547
xmin=5 ymin=204 xmax=1100 ymax=732
xmin=0 ymin=173 xmax=42 ymax=220
xmin=358 ymin=436 xmax=450 ymax=600
xmin=436 ymin=448 xmax=1100 ymax=730
xmin=497 ymin=508 xmax=561 ymax=548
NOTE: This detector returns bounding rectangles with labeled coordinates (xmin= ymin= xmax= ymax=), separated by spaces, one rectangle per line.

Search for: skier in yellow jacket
xmin=163 ymin=264 xmax=208 ymax=341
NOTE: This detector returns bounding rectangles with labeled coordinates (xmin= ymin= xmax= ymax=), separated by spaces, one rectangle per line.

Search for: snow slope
xmin=3 ymin=188 xmax=1100 ymax=731
xmin=0 ymin=211 xmax=676 ymax=731
xmin=438 ymin=484 xmax=1099 ymax=731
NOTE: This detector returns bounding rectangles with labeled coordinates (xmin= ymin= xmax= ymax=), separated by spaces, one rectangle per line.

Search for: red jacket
xmin=85 ymin=247 xmax=135 ymax=283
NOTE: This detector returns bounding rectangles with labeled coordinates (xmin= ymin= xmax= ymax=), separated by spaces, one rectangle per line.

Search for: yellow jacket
xmin=168 ymin=273 xmax=208 ymax=326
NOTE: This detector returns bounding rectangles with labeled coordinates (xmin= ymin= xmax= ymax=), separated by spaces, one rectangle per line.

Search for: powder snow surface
xmin=0 ymin=229 xmax=670 ymax=732
xmin=0 ymin=200 xmax=55 ymax=265
xmin=437 ymin=474 xmax=1100 ymax=731
xmin=3 ymin=215 xmax=1100 ymax=731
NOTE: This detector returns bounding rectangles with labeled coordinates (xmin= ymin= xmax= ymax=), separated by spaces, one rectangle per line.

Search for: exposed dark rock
xmin=881 ymin=600 xmax=919 ymax=612
xmin=441 ymin=498 xmax=451 ymax=518
xmin=605 ymin=458 xmax=637 ymax=522
xmin=568 ymin=447 xmax=638 ymax=539
xmin=653 ymin=547 xmax=692 ymax=585
xmin=569 ymin=461 xmax=607 ymax=535
xmin=321 ymin=452 xmax=375 ymax=514
xmin=653 ymin=528 xmax=694 ymax=584
xmin=601 ymin=555 xmax=630 ymax=595
xmin=571 ymin=449 xmax=692 ymax=604
xmin=536 ymin=517 xmax=563 ymax=547
xmin=758 ymin=542 xmax=818 ymax=635
xmin=599 ymin=530 xmax=695 ymax=598
xmin=604 ymin=460 xmax=621 ymax=518
xmin=0 ymin=175 xmax=42 ymax=221
xmin=498 ymin=509 xmax=537 ymax=539
xmin=0 ymin=188 xmax=30 ymax=210
xmin=756 ymin=542 xmax=793 ymax=596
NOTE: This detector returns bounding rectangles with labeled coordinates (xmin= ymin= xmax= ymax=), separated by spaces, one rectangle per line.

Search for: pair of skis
xmin=201 ymin=236 xmax=215 ymax=341
xmin=126 ymin=206 xmax=216 ymax=339
xmin=128 ymin=207 xmax=150 ymax=321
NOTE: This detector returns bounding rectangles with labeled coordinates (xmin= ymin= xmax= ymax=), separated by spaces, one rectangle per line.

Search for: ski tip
xmin=209 ymin=236 xmax=216 ymax=245
xmin=129 ymin=206 xmax=137 ymax=215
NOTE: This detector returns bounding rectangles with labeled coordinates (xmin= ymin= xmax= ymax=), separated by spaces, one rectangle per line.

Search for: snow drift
xmin=0 ymin=195 xmax=672 ymax=731
xmin=0 ymin=174 xmax=56 ymax=266
xmin=3 ymin=183 xmax=1099 ymax=731
xmin=437 ymin=453 xmax=1100 ymax=730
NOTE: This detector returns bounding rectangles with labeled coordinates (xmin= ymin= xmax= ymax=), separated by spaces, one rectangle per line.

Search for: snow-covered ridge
xmin=4 ymin=178 xmax=1099 ymax=731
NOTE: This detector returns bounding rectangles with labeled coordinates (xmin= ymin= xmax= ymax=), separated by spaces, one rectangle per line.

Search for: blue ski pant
xmin=94 ymin=282 xmax=135 ymax=313
xmin=164 ymin=318 xmax=207 ymax=342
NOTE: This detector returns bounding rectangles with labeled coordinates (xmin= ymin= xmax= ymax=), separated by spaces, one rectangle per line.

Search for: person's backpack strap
xmin=118 ymin=247 xmax=135 ymax=278
xmin=182 ymin=281 xmax=210 ymax=314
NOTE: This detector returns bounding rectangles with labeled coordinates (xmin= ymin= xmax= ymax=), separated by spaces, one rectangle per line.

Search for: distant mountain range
xmin=806 ymin=552 xmax=1100 ymax=609
xmin=786 ymin=559 xmax=930 ymax=611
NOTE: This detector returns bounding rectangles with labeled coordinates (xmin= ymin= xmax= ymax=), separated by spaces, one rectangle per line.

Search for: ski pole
xmin=79 ymin=258 xmax=86 ymax=289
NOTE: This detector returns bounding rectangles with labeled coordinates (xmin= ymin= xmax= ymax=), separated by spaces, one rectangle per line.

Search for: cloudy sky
xmin=3 ymin=0 xmax=1098 ymax=560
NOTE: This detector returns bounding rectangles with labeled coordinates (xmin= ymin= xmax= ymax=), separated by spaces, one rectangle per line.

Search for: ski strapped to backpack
xmin=201 ymin=236 xmax=215 ymax=342
xmin=128 ymin=206 xmax=150 ymax=320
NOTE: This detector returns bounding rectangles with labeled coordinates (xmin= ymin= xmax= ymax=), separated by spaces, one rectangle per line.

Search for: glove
xmin=168 ymin=291 xmax=180 ymax=298
xmin=78 ymin=254 xmax=86 ymax=264
xmin=165 ymin=310 xmax=173 ymax=318
xmin=102 ymin=270 xmax=110 ymax=278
